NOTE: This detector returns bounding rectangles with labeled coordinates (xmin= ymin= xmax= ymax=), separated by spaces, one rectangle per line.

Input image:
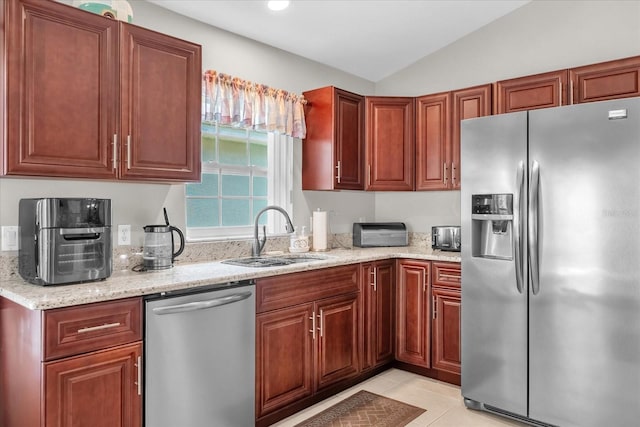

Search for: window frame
xmin=186 ymin=124 xmax=293 ymax=242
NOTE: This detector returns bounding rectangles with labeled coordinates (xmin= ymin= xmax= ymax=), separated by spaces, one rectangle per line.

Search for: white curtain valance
xmin=203 ymin=70 xmax=306 ymax=139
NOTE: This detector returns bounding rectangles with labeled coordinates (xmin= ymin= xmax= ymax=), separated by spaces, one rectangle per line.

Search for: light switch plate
xmin=1 ymin=226 xmax=19 ymax=251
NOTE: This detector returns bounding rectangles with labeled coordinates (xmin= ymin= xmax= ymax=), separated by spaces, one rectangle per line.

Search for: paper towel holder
xmin=312 ymin=209 xmax=328 ymax=252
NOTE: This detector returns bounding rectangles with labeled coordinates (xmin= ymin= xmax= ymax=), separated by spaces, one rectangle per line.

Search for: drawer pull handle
xmin=77 ymin=322 xmax=121 ymax=334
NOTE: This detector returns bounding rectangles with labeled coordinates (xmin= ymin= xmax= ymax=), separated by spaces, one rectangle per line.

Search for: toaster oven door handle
xmin=59 ymin=227 xmax=107 ymax=235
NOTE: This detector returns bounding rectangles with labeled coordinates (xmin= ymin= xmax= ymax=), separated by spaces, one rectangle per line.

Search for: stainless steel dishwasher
xmin=144 ymin=280 xmax=255 ymax=427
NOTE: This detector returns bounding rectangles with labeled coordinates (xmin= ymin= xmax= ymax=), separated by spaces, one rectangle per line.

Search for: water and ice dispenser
xmin=471 ymin=194 xmax=513 ymax=260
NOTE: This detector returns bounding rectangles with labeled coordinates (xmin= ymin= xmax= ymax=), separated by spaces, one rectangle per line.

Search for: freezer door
xmin=528 ymin=98 xmax=640 ymax=427
xmin=461 ymin=112 xmax=528 ymax=416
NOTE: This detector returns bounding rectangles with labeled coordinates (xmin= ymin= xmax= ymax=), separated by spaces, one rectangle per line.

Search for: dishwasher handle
xmin=152 ymin=291 xmax=253 ymax=315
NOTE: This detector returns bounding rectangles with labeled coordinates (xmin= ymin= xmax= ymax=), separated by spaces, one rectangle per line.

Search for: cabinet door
xmin=44 ymin=342 xmax=142 ymax=427
xmin=335 ymin=89 xmax=365 ymax=189
xmin=495 ymin=70 xmax=568 ymax=114
xmin=396 ymin=260 xmax=431 ymax=367
xmin=365 ymin=97 xmax=414 ymax=191
xmin=3 ymin=0 xmax=118 ymax=178
xmin=432 ymin=288 xmax=461 ymax=374
xmin=119 ymin=24 xmax=201 ymax=182
xmin=256 ymin=304 xmax=314 ymax=418
xmin=415 ymin=92 xmax=451 ymax=190
xmin=316 ymin=293 xmax=359 ymax=390
xmin=570 ymin=56 xmax=640 ymax=104
xmin=371 ymin=261 xmax=395 ymax=366
xmin=361 ymin=261 xmax=395 ymax=371
xmin=451 ymin=84 xmax=492 ymax=190
xmin=301 ymin=87 xmax=364 ymax=190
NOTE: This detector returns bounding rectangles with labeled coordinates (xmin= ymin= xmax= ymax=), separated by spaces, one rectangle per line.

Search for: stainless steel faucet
xmin=253 ymin=205 xmax=295 ymax=257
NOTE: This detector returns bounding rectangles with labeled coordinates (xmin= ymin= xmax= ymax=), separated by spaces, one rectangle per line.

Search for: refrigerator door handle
xmin=529 ymin=160 xmax=541 ymax=295
xmin=514 ymin=161 xmax=525 ymax=294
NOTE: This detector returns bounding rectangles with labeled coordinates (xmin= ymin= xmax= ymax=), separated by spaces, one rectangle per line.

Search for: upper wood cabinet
xmin=495 ymin=69 xmax=569 ymax=114
xmin=415 ymin=92 xmax=451 ymax=190
xmin=365 ymin=97 xmax=415 ymax=191
xmin=302 ymin=87 xmax=365 ymax=190
xmin=415 ymin=85 xmax=491 ymax=191
xmin=570 ymin=55 xmax=640 ymax=104
xmin=451 ymin=84 xmax=492 ymax=190
xmin=118 ymin=24 xmax=201 ymax=182
xmin=1 ymin=0 xmax=201 ymax=182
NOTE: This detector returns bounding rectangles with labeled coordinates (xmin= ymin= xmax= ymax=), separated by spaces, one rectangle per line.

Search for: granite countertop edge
xmin=0 ymin=247 xmax=461 ymax=310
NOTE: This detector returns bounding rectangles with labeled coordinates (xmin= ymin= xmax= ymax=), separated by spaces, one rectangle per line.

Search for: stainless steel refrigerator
xmin=460 ymin=97 xmax=640 ymax=427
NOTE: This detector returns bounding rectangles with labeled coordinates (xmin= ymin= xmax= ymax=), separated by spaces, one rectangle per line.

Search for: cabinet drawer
xmin=256 ymin=265 xmax=359 ymax=313
xmin=432 ymin=262 xmax=461 ymax=289
xmin=43 ymin=297 xmax=142 ymax=361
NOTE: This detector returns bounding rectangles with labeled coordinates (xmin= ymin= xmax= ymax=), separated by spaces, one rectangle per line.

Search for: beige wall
xmin=1 ymin=0 xmax=639 ymax=249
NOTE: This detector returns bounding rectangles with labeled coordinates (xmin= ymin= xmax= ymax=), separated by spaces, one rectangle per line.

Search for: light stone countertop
xmin=0 ymin=247 xmax=460 ymax=310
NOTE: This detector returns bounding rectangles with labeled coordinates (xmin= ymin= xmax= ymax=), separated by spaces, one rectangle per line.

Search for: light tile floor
xmin=272 ymin=369 xmax=529 ymax=427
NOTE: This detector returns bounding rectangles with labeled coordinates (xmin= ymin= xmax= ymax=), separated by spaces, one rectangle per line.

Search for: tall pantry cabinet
xmin=1 ymin=0 xmax=202 ymax=181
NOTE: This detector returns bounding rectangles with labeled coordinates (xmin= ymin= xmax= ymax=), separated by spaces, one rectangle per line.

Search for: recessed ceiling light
xmin=267 ymin=1 xmax=290 ymax=11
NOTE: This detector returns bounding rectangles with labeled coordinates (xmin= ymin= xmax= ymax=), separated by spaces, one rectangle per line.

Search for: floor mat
xmin=294 ymin=390 xmax=425 ymax=427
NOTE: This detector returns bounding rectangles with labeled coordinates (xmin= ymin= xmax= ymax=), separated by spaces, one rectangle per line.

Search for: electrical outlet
xmin=118 ymin=225 xmax=131 ymax=246
xmin=1 ymin=226 xmax=19 ymax=251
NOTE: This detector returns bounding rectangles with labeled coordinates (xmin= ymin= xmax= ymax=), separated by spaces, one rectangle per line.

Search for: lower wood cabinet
xmin=256 ymin=303 xmax=314 ymax=416
xmin=431 ymin=262 xmax=462 ymax=375
xmin=395 ymin=259 xmax=431 ymax=367
xmin=360 ymin=260 xmax=395 ymax=371
xmin=255 ymin=265 xmax=360 ymax=421
xmin=45 ymin=343 xmax=142 ymax=427
xmin=0 ymin=297 xmax=143 ymax=427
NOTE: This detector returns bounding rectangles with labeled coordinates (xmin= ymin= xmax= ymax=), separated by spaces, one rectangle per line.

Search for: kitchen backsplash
xmin=0 ymin=232 xmax=431 ymax=282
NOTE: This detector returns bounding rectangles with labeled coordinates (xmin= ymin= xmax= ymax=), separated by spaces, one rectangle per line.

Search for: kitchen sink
xmin=222 ymin=254 xmax=330 ymax=268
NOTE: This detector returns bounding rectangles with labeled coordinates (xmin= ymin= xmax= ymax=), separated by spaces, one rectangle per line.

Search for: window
xmin=185 ymin=123 xmax=293 ymax=240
